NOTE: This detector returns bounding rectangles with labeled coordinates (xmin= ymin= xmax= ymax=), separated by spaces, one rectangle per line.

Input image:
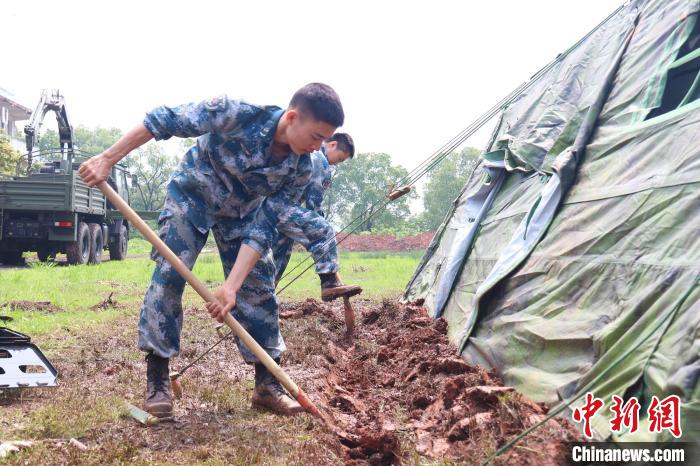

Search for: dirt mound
xmin=311 ymin=300 xmax=581 ymax=465
xmin=0 ymin=300 xmax=63 ymax=313
xmin=90 ymin=292 xmax=126 ymax=311
xmin=279 ymin=298 xmax=329 ymax=319
xmin=333 ymin=232 xmax=434 ymax=252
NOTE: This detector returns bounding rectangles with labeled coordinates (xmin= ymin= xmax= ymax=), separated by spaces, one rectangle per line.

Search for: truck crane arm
xmin=23 ymin=89 xmax=74 ymax=170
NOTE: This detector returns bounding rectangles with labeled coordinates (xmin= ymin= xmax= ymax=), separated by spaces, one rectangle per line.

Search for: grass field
xmin=0 ymin=240 xmax=426 ymax=465
xmin=0 ymin=238 xmax=422 ymax=337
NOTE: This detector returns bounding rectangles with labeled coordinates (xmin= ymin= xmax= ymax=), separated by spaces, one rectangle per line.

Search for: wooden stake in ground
xmin=343 ymin=296 xmax=355 ymax=337
xmin=98 ymin=181 xmax=327 ymax=423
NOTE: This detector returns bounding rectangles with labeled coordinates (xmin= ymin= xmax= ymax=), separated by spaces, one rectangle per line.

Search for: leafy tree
xmin=37 ymin=128 xmax=60 ymax=154
xmin=418 ymin=147 xmax=480 ymax=230
xmin=37 ymin=126 xmax=123 ymax=157
xmin=325 ymin=152 xmax=416 ymax=233
xmin=73 ymin=126 xmax=123 ymax=155
xmin=128 ymin=142 xmax=178 ymax=211
xmin=0 ymin=131 xmax=25 ymax=176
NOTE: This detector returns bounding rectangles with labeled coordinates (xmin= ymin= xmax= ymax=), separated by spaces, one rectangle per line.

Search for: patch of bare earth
xmin=290 ymin=232 xmax=434 ymax=253
xmin=1 ymin=299 xmax=580 ymax=465
xmin=0 ymin=300 xmax=63 ymax=313
xmin=335 ymin=232 xmax=434 ymax=252
xmin=89 ymin=292 xmax=127 ymax=311
xmin=283 ymin=299 xmax=582 ymax=465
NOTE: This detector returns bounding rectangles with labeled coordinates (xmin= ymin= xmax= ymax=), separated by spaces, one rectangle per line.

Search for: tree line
xmin=0 ymin=126 xmax=480 ymax=234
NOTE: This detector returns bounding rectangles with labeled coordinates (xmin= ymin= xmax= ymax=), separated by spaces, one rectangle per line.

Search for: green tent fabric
xmin=405 ymin=0 xmax=699 ymax=442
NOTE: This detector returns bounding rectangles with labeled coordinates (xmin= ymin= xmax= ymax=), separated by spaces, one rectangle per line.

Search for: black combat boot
xmin=251 ymin=358 xmax=304 ymax=416
xmin=319 ymin=273 xmax=362 ymax=302
xmin=143 ymin=353 xmax=174 ymax=419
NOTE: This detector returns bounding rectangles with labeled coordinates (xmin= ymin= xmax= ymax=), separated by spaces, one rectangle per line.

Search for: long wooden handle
xmin=97 ymin=182 xmax=307 ymax=402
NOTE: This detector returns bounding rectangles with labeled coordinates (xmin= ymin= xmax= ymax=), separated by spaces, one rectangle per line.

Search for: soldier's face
xmin=325 ymin=142 xmax=351 ymax=165
xmin=286 ymin=111 xmax=336 ymax=155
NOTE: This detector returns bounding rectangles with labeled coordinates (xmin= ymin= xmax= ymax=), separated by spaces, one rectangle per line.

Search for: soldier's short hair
xmin=290 ymin=83 xmax=344 ymax=127
xmin=326 ymin=132 xmax=355 ymax=158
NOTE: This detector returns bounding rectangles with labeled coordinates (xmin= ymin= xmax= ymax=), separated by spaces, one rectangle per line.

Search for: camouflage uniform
xmin=273 ymin=148 xmax=332 ymax=284
xmin=138 ymin=96 xmax=338 ymax=362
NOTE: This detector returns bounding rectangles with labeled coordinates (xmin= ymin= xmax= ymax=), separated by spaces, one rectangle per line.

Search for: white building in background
xmin=0 ymin=86 xmax=31 ymax=152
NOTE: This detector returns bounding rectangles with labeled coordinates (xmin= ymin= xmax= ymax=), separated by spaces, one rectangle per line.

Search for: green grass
xmin=276 ymin=250 xmax=423 ymax=301
xmin=23 ymin=395 xmax=125 ymax=439
xmin=125 ymin=237 xmax=153 ymax=255
xmin=0 ymin=244 xmax=422 ymax=336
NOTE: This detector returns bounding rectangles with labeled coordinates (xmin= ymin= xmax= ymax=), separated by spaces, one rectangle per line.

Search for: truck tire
xmin=0 ymin=249 xmax=24 ymax=266
xmin=109 ymin=225 xmax=128 ymax=261
xmin=37 ymin=248 xmax=56 ymax=263
xmin=66 ymin=221 xmax=91 ymax=265
xmin=88 ymin=223 xmax=103 ymax=264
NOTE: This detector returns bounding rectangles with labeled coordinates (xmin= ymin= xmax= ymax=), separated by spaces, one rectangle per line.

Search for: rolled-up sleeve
xmin=143 ymin=96 xmax=243 ymax=141
xmin=242 ymin=160 xmax=311 ymax=253
xmin=242 ymin=161 xmax=339 ymax=273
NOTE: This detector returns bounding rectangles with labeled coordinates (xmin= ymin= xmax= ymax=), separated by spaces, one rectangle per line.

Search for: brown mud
xmin=294 ymin=299 xmax=582 ymax=465
xmin=290 ymin=232 xmax=435 ymax=253
xmin=1 ymin=299 xmax=580 ymax=465
xmin=89 ymin=292 xmax=127 ymax=311
xmin=335 ymin=232 xmax=434 ymax=252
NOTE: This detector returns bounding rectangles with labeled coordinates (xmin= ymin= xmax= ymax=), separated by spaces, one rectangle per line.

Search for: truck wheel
xmin=109 ymin=225 xmax=128 ymax=261
xmin=0 ymin=249 xmax=24 ymax=266
xmin=88 ymin=223 xmax=103 ymax=264
xmin=37 ymin=248 xmax=56 ymax=263
xmin=66 ymin=222 xmax=90 ymax=265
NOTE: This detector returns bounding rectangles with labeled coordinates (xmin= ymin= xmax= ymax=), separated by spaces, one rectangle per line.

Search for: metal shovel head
xmin=0 ymin=327 xmax=58 ymax=388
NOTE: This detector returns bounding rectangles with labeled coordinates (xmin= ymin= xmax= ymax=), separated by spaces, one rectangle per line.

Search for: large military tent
xmin=404 ymin=0 xmax=699 ymax=441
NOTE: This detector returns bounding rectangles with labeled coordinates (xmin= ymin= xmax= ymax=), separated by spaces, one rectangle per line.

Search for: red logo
xmin=609 ymin=395 xmax=640 ymax=434
xmin=572 ymin=393 xmax=683 ymax=438
xmin=572 ymin=392 xmax=605 ymax=439
xmin=648 ymin=395 xmax=682 ymax=438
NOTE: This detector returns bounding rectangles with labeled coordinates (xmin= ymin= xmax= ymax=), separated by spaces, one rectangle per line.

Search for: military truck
xmin=0 ymin=90 xmax=131 ymax=265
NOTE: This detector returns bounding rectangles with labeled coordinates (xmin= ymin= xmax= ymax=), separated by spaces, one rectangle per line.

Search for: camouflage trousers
xmin=273 ymin=236 xmax=295 ymax=285
xmin=138 ymin=201 xmax=284 ymax=362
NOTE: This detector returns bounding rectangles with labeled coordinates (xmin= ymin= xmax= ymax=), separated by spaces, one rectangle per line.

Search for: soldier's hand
xmin=205 ymin=287 xmax=237 ymax=323
xmin=78 ymin=153 xmax=113 ymax=187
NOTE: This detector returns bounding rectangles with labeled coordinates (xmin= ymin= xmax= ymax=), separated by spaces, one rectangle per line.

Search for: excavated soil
xmin=89 ymin=292 xmax=127 ymax=311
xmin=293 ymin=299 xmax=582 ymax=465
xmin=290 ymin=232 xmax=434 ymax=253
xmin=335 ymin=232 xmax=434 ymax=252
xmin=1 ymin=299 xmax=581 ymax=465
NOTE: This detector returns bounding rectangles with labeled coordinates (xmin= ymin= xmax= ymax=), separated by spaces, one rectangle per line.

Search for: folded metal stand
xmin=0 ymin=327 xmax=58 ymax=388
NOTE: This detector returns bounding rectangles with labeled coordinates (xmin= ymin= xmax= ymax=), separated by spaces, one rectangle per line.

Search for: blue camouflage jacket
xmin=303 ymin=148 xmax=332 ymax=216
xmin=143 ymin=96 xmax=318 ymax=254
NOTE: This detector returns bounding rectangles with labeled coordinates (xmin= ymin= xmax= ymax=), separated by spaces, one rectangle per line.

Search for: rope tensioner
xmin=387 ymin=186 xmax=411 ymax=201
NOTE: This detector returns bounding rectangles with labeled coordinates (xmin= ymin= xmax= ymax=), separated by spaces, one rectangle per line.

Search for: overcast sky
xmin=4 ymin=0 xmax=622 ymax=171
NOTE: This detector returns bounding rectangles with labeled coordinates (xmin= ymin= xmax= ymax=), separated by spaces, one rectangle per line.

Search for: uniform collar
xmin=260 ymin=108 xmax=284 ymax=141
xmin=318 ymin=146 xmax=330 ymax=168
